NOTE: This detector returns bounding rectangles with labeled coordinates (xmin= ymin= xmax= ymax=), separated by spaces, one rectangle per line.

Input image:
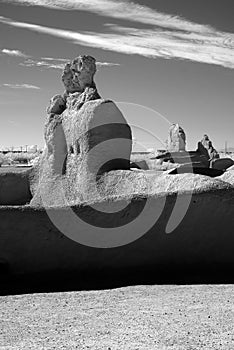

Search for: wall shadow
xmin=2 ymin=264 xmax=234 ymax=296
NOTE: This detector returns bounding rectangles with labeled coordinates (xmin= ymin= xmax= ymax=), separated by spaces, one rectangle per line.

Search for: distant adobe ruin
xmin=167 ymin=124 xmax=186 ymax=152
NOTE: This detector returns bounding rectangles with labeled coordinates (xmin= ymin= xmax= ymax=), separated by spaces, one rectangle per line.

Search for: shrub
xmin=0 ymin=151 xmax=42 ymax=165
xmin=14 ymin=156 xmax=28 ymax=164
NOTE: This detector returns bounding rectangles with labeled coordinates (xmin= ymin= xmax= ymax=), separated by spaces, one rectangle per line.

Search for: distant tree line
xmin=0 ymin=145 xmax=43 ymax=154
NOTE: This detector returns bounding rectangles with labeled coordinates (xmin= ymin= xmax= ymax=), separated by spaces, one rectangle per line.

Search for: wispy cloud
xmin=2 ymin=83 xmax=40 ymax=89
xmin=20 ymin=57 xmax=120 ymax=70
xmin=19 ymin=58 xmax=65 ymax=70
xmin=40 ymin=57 xmax=68 ymax=62
xmin=1 ymin=48 xmax=29 ymax=57
xmin=0 ymin=0 xmax=215 ymax=33
xmin=0 ymin=1 xmax=234 ymax=70
xmin=96 ymin=61 xmax=120 ymax=67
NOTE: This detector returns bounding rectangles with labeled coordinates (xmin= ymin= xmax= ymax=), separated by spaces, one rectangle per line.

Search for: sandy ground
xmin=1 ymin=285 xmax=234 ymax=350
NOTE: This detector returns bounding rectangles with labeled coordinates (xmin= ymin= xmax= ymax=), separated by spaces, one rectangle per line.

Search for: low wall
xmin=0 ymin=170 xmax=32 ymax=205
xmin=0 ymin=189 xmax=234 ymax=277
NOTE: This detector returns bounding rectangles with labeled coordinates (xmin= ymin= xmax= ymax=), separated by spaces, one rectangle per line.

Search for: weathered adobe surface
xmin=31 ymin=55 xmax=132 ymax=207
xmin=0 ymin=56 xmax=233 ymax=207
xmin=0 ymin=184 xmax=234 ymax=278
xmin=155 ymin=130 xmax=234 ymax=171
xmin=156 ymin=126 xmax=211 ymax=169
xmin=218 ymin=163 xmax=234 ymax=185
xmin=167 ymin=123 xmax=186 ymax=152
xmin=0 ymin=157 xmax=233 ymax=206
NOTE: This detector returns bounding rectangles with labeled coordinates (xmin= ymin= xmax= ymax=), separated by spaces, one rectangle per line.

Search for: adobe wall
xmin=0 ymin=171 xmax=32 ymax=205
xmin=0 ymin=189 xmax=234 ymax=277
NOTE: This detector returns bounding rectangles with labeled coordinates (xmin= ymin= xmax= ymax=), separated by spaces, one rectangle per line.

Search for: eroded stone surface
xmin=31 ymin=55 xmax=132 ymax=206
xmin=167 ymin=124 xmax=186 ymax=152
xmin=197 ymin=134 xmax=219 ymax=163
xmin=46 ymin=55 xmax=100 ymax=117
xmin=46 ymin=94 xmax=66 ymax=115
xmin=65 ymin=87 xmax=100 ymax=111
xmin=32 ymin=99 xmax=132 ymax=206
xmin=62 ymin=55 xmax=97 ymax=94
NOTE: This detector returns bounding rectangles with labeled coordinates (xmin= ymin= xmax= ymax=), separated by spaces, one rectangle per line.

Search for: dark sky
xmin=0 ymin=0 xmax=234 ymax=150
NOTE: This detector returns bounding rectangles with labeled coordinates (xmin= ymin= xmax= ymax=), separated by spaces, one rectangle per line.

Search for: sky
xmin=0 ymin=0 xmax=234 ymax=151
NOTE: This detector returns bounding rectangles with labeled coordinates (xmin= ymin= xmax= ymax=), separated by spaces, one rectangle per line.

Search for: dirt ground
xmin=1 ymin=285 xmax=234 ymax=349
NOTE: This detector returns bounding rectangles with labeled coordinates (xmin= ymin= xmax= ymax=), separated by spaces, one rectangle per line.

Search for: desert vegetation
xmin=219 ymin=152 xmax=234 ymax=160
xmin=0 ymin=151 xmax=41 ymax=167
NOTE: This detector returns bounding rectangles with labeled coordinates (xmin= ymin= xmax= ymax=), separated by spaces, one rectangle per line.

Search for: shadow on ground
xmin=1 ymin=182 xmax=234 ymax=296
xmin=2 ymin=264 xmax=234 ymax=296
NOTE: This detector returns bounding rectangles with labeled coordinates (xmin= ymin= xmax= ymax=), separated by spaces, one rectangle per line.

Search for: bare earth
xmin=1 ymin=285 xmax=234 ymax=349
